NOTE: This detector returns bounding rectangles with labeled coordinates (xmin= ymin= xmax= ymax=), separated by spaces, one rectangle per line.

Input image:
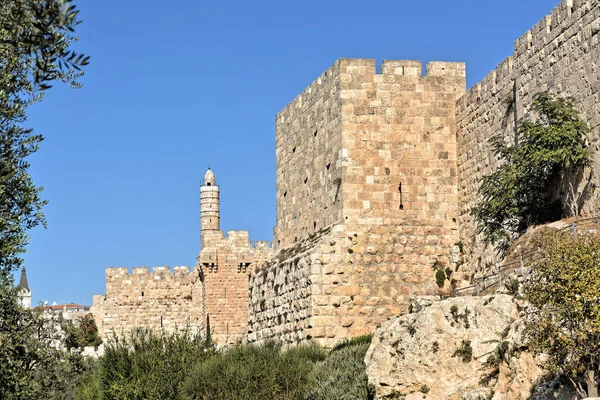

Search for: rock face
xmin=365 ymin=295 xmax=558 ymax=400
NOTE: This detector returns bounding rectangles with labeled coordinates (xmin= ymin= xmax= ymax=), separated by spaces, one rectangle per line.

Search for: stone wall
xmin=199 ymin=230 xmax=273 ymax=344
xmin=338 ymin=59 xmax=467 ymax=325
xmin=248 ymin=231 xmax=321 ymax=344
xmin=456 ymin=0 xmax=600 ymax=273
xmin=274 ymin=62 xmax=345 ymax=249
xmin=253 ymin=58 xmax=468 ymax=346
xmin=91 ymin=266 xmax=203 ymax=337
xmin=92 ymin=0 xmax=600 ymax=348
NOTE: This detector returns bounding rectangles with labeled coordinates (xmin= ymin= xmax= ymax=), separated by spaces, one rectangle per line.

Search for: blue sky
xmin=22 ymin=0 xmax=560 ymax=305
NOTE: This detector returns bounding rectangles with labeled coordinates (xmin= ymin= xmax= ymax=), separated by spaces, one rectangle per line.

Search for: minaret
xmin=18 ymin=266 xmax=32 ymax=309
xmin=200 ymin=167 xmax=220 ymax=249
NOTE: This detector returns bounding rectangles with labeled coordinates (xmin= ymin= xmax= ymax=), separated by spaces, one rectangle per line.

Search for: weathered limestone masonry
xmin=456 ymin=0 xmax=600 ymax=274
xmin=93 ymin=0 xmax=599 ymax=348
xmin=274 ymin=64 xmax=344 ymax=249
xmin=250 ymin=58 xmax=467 ymax=346
xmin=93 ymin=169 xmax=272 ymax=345
xmin=91 ymin=266 xmax=203 ymax=337
xmin=198 ymin=169 xmax=273 ymax=344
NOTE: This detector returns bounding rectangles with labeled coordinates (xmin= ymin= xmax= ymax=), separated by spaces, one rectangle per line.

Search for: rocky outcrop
xmin=365 ymin=295 xmax=572 ymax=400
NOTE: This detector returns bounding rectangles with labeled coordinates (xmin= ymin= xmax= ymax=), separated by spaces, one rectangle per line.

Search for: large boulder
xmin=365 ymin=295 xmax=566 ymax=400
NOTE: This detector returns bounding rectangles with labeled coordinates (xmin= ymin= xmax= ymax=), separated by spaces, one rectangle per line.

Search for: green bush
xmin=76 ymin=332 xmax=375 ymax=400
xmin=180 ymin=341 xmax=325 ymax=400
xmin=101 ymin=328 xmax=211 ymax=400
xmin=305 ymin=336 xmax=375 ymax=400
xmin=330 ymin=334 xmax=372 ymax=352
xmin=435 ymin=268 xmax=446 ymax=288
xmin=76 ymin=359 xmax=103 ymax=400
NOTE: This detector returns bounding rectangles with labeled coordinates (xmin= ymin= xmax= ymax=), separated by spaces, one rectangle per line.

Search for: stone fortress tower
xmin=198 ymin=167 xmax=272 ymax=344
xmin=92 ymin=167 xmax=272 ymax=344
xmin=91 ymin=0 xmax=599 ymax=347
xmin=200 ymin=168 xmax=220 ymax=243
xmin=248 ymin=59 xmax=467 ymax=346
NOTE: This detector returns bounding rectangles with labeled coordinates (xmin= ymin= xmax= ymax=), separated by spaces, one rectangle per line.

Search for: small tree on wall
xmin=471 ymin=92 xmax=590 ymax=248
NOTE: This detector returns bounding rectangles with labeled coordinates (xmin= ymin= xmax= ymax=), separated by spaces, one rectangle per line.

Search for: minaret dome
xmin=204 ymin=168 xmax=215 ymax=186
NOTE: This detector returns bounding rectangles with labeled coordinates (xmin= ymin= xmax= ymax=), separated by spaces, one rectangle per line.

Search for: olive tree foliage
xmin=471 ymin=92 xmax=590 ymax=248
xmin=0 ymin=1 xmax=89 ymax=398
xmin=0 ymin=284 xmax=88 ymax=399
xmin=0 ymin=0 xmax=89 ymax=277
xmin=523 ymin=231 xmax=600 ymax=399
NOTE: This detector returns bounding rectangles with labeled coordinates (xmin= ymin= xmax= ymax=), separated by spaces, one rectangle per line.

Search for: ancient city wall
xmin=251 ymin=59 xmax=468 ymax=346
xmin=199 ymin=230 xmax=273 ymax=344
xmin=92 ymin=0 xmax=600 ymax=348
xmin=91 ymin=266 xmax=203 ymax=337
xmin=456 ymin=0 xmax=600 ymax=273
xmin=330 ymin=59 xmax=467 ymax=343
xmin=248 ymin=231 xmax=321 ymax=344
xmin=274 ymin=62 xmax=345 ymax=249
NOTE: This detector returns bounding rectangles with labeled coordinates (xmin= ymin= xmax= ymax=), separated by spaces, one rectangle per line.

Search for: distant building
xmin=17 ymin=266 xmax=31 ymax=309
xmin=40 ymin=303 xmax=91 ymax=313
xmin=37 ymin=303 xmax=91 ymax=323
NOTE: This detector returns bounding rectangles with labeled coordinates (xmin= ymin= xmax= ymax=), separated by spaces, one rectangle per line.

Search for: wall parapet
xmin=105 ymin=266 xmax=194 ymax=280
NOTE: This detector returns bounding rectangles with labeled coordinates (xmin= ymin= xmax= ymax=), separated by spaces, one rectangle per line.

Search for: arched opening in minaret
xmin=207 ymin=183 xmax=211 ymax=186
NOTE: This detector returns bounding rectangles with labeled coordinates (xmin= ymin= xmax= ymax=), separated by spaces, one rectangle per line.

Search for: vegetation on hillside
xmin=70 ymin=330 xmax=375 ymax=400
xmin=524 ymin=231 xmax=600 ymax=398
xmin=472 ymin=92 xmax=590 ymax=248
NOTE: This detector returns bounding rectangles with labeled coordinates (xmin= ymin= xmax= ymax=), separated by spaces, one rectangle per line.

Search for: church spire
xmin=18 ymin=266 xmax=29 ymax=291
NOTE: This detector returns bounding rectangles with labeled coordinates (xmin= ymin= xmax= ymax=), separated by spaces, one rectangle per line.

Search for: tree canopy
xmin=0 ymin=1 xmax=90 ymax=398
xmin=0 ymin=0 xmax=89 ymax=278
xmin=524 ymin=230 xmax=600 ymax=398
xmin=471 ymin=92 xmax=590 ymax=248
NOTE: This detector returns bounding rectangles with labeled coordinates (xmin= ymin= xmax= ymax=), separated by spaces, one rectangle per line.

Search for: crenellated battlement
xmin=254 ymin=241 xmax=271 ymax=250
xmin=338 ymin=58 xmax=465 ymax=79
xmin=93 ymin=0 xmax=599 ymax=347
xmin=460 ymin=0 xmax=595 ymax=115
xmin=511 ymin=0 xmax=589 ymax=59
xmin=105 ymin=266 xmax=195 ymax=281
xmin=277 ymin=58 xmax=465 ymax=125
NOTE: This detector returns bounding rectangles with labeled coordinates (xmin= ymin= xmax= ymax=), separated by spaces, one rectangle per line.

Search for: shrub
xmin=305 ymin=337 xmax=375 ymax=400
xmin=64 ymin=313 xmax=102 ymax=350
xmin=524 ymin=232 xmax=600 ymax=397
xmin=435 ymin=268 xmax=446 ymax=288
xmin=453 ymin=340 xmax=473 ymax=363
xmin=75 ymin=359 xmax=102 ymax=400
xmin=505 ymin=278 xmax=520 ymax=296
xmin=450 ymin=305 xmax=459 ymax=322
xmin=101 ymin=328 xmax=211 ymax=400
xmin=180 ymin=341 xmax=326 ymax=400
xmin=330 ymin=334 xmax=373 ymax=352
